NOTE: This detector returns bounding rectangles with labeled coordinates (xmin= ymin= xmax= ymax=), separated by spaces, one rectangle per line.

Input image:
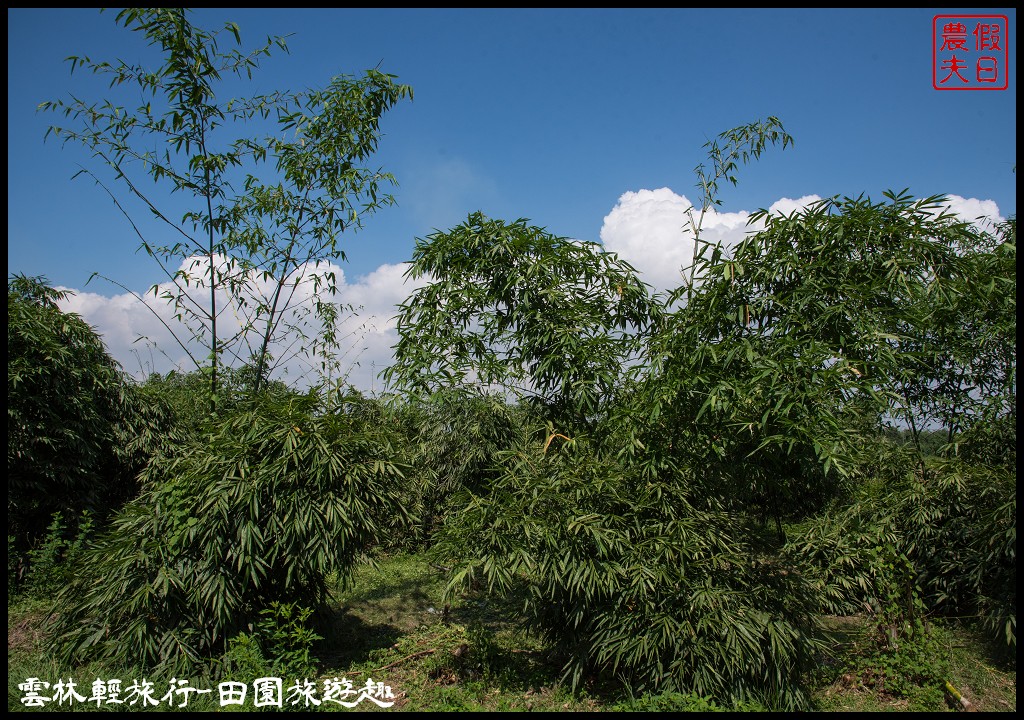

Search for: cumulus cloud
xmin=599 ymin=188 xmax=821 ymax=293
xmin=599 ymin=188 xmax=1010 ymax=295
xmin=598 ymin=188 xmax=704 ymax=293
xmin=942 ymin=194 xmax=1005 ymax=229
xmin=330 ymin=262 xmax=428 ymax=393
xmin=57 ymin=257 xmax=426 ymax=395
xmin=764 ymin=195 xmax=824 ymax=218
xmin=61 ymin=283 xmax=201 ymax=376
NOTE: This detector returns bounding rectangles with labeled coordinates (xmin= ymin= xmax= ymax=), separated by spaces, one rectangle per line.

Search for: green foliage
xmin=382 ymin=116 xmax=1016 ymax=712
xmin=972 ymin=485 xmax=1016 ymax=651
xmin=391 ymin=389 xmax=534 ymax=547
xmin=434 ymin=437 xmax=821 ymax=710
xmin=882 ymin=427 xmax=948 ymax=459
xmin=904 ymin=217 xmax=1016 ymax=449
xmin=22 ymin=511 xmax=96 ymax=598
xmin=683 ymin=116 xmax=793 ymax=298
xmin=630 ymin=191 xmax=1004 ymax=531
xmin=224 ymin=602 xmax=323 ymax=681
xmin=47 ymin=393 xmax=412 ymax=674
xmin=385 ymin=212 xmax=658 ymax=429
xmin=692 ymin=116 xmax=793 ymax=212
xmin=908 ymin=461 xmax=1016 ymax=653
xmin=8 ymin=548 xmax=1013 ymax=713
xmin=955 ymin=405 xmax=1016 ymax=472
xmin=837 ymin=622 xmax=950 ymax=711
xmin=140 ymin=365 xmax=296 ymax=437
xmin=788 ymin=457 xmax=1016 ymax=652
xmin=401 ymin=120 xmax=824 ymax=710
xmin=7 ymin=275 xmax=170 ymax=553
xmin=42 ymin=8 xmax=413 ymax=403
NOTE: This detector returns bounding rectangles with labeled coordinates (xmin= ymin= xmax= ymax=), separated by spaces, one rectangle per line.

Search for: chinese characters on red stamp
xmin=934 ymin=15 xmax=1009 ymax=90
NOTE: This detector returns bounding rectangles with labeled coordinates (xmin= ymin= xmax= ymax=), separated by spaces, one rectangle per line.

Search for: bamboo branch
xmin=944 ymin=680 xmax=974 ymax=711
xmin=347 ymin=649 xmax=437 ymax=676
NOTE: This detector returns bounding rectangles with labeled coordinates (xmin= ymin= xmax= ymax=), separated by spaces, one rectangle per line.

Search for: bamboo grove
xmin=8 ymin=8 xmax=1015 ymax=712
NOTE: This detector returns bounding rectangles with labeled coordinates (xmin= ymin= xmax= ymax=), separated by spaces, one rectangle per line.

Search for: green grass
xmin=808 ymin=615 xmax=1016 ymax=712
xmin=320 ymin=552 xmax=598 ymax=711
xmin=8 ymin=551 xmax=1016 ymax=712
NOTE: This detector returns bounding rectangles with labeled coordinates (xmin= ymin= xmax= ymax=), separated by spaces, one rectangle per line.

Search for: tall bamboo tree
xmin=42 ymin=8 xmax=412 ymax=409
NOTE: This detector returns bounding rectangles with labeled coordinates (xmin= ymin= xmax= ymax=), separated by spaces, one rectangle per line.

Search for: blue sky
xmin=7 ymin=8 xmax=1017 ymax=392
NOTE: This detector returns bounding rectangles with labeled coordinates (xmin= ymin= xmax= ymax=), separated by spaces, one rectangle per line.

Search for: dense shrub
xmin=139 ymin=366 xmax=298 ymax=436
xmin=222 ymin=601 xmax=324 ymax=681
xmin=47 ymin=393 xmax=411 ymax=673
xmin=393 ymin=389 xmax=534 ymax=547
xmin=787 ymin=457 xmax=1016 ymax=651
xmin=434 ymin=436 xmax=822 ymax=710
xmin=7 ymin=275 xmax=169 ymax=558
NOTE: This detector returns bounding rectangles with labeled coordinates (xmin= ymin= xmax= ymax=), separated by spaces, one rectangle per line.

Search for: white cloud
xmin=60 ymin=284 xmax=201 ymax=376
xmin=330 ymin=262 xmax=428 ymax=393
xmin=600 ymin=189 xmax=1012 ymax=295
xmin=942 ymin=194 xmax=1005 ymax=229
xmin=598 ymin=188 xmax=702 ymax=293
xmin=599 ymin=188 xmax=822 ymax=293
xmin=57 ymin=257 xmax=426 ymax=395
xmin=765 ymin=195 xmax=823 ymax=218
